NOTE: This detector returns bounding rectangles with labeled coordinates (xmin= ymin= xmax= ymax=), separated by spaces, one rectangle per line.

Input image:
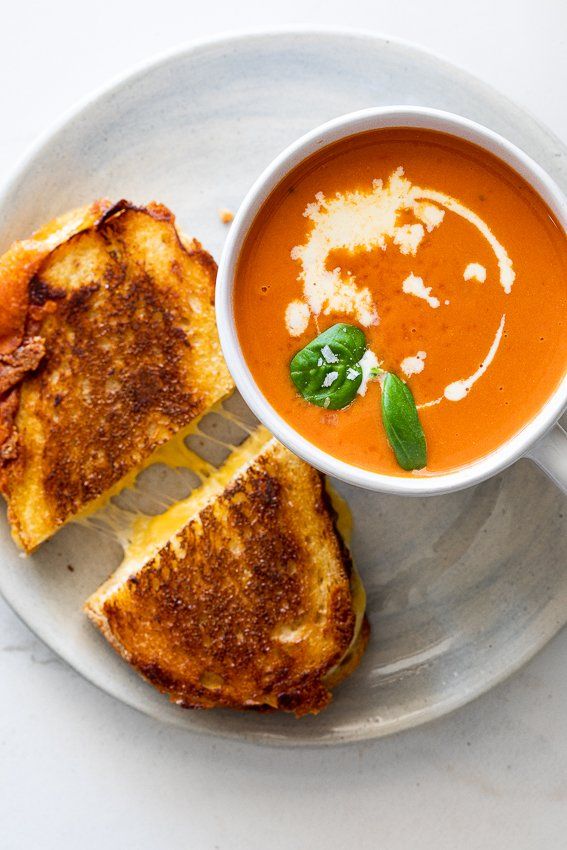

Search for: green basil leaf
xmin=290 ymin=323 xmax=367 ymax=409
xmin=381 ymin=372 xmax=427 ymax=471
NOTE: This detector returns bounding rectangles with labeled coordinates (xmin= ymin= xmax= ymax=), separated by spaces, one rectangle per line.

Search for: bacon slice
xmin=0 ymin=336 xmax=45 ymax=395
xmin=0 ymin=389 xmax=20 ymax=460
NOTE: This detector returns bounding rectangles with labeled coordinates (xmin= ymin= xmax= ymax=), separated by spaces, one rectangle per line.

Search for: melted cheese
xmin=90 ymin=425 xmax=273 ymax=608
xmin=73 ymin=415 xmax=214 ymax=527
xmin=124 ymin=426 xmax=271 ymax=570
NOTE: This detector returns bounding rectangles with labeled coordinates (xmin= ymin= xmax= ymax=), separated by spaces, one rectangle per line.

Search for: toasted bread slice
xmin=86 ymin=432 xmax=368 ymax=716
xmin=0 ymin=201 xmax=233 ymax=551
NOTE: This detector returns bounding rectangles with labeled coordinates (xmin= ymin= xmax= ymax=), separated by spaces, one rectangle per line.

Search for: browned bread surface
xmin=0 ymin=201 xmax=233 ymax=551
xmin=86 ymin=439 xmax=364 ymax=716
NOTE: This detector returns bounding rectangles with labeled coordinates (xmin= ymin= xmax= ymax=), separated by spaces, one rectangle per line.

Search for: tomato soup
xmin=234 ymin=128 xmax=567 ymax=475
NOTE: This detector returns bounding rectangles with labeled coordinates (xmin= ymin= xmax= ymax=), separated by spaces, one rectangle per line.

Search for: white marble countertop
xmin=1 ymin=2 xmax=566 ymax=847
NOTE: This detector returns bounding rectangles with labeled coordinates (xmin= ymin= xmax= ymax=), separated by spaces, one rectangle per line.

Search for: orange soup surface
xmin=234 ymin=129 xmax=567 ymax=475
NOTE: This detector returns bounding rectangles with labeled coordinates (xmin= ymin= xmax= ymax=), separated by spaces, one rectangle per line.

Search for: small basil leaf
xmin=290 ymin=323 xmax=367 ymax=409
xmin=381 ymin=372 xmax=427 ymax=471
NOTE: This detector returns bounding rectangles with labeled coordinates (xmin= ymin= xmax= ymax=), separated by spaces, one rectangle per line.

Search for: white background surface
xmin=1 ymin=1 xmax=566 ymax=848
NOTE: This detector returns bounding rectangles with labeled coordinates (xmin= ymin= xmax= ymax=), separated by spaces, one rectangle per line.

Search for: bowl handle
xmin=527 ymin=422 xmax=567 ymax=494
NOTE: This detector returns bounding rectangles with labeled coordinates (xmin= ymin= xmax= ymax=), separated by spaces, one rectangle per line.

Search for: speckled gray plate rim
xmin=0 ymin=28 xmax=565 ymax=746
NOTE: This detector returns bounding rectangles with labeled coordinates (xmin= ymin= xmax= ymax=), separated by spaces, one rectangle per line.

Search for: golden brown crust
xmin=0 ymin=199 xmax=112 ymax=355
xmin=0 ymin=201 xmax=115 ymax=473
xmin=183 ymin=238 xmax=219 ymax=301
xmin=87 ymin=441 xmax=361 ymax=716
xmin=0 ymin=202 xmax=233 ymax=550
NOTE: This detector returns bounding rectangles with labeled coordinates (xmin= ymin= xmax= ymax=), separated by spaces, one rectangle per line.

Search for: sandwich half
xmin=86 ymin=429 xmax=369 ymax=716
xmin=0 ymin=200 xmax=233 ymax=551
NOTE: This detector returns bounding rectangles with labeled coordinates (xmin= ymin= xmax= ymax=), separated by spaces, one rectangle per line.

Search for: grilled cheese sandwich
xmin=86 ymin=431 xmax=369 ymax=716
xmin=0 ymin=201 xmax=234 ymax=551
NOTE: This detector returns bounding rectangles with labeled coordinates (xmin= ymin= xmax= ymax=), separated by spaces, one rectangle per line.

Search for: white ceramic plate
xmin=0 ymin=29 xmax=566 ymax=746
